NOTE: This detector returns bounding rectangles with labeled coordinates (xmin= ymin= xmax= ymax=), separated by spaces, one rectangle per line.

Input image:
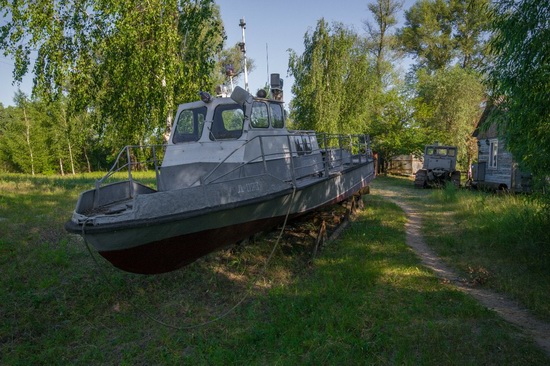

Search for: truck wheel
xmin=451 ymin=171 xmax=461 ymax=188
xmin=414 ymin=170 xmax=428 ymax=189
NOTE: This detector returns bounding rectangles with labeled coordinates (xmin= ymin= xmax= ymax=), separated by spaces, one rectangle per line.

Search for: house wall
xmin=477 ymin=138 xmax=513 ymax=189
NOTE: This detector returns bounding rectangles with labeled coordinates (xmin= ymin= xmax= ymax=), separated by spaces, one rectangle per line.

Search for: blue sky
xmin=0 ymin=0 xmax=413 ymax=107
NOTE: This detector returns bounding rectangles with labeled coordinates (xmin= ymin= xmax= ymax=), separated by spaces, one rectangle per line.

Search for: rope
xmin=81 ymin=185 xmax=297 ymax=330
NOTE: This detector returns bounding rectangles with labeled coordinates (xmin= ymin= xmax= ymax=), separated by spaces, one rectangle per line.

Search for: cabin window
xmin=173 ymin=107 xmax=206 ymax=143
xmin=270 ymin=103 xmax=284 ymax=128
xmin=210 ymin=104 xmax=244 ymax=140
xmin=251 ymin=101 xmax=269 ymax=128
xmin=489 ymin=139 xmax=498 ymax=169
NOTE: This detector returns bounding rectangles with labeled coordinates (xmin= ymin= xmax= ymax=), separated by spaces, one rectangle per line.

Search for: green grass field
xmin=1 ymin=173 xmax=548 ymax=364
xmin=371 ymin=176 xmax=550 ymax=322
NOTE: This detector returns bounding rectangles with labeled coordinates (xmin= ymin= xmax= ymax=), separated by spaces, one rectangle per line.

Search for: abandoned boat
xmin=65 ymin=76 xmax=376 ymax=274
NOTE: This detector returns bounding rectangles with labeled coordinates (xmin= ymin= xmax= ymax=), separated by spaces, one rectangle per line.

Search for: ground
xmin=374 ymin=186 xmax=550 ymax=357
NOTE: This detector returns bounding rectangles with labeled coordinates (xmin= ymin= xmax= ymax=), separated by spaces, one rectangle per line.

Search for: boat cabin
xmin=159 ymin=77 xmax=326 ymax=191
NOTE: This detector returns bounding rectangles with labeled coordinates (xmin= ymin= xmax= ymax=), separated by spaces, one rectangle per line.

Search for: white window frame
xmin=489 ymin=139 xmax=498 ymax=169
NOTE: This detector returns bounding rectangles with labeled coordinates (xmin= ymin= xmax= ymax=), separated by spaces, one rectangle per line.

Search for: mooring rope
xmin=81 ymin=185 xmax=297 ymax=330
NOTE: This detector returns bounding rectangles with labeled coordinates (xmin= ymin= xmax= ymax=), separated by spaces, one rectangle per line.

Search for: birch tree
xmin=0 ymin=0 xmax=224 ymax=150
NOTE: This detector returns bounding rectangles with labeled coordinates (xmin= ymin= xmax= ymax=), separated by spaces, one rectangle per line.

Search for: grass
xmin=371 ymin=175 xmax=550 ymax=321
xmin=1 ymin=173 xmax=548 ymax=364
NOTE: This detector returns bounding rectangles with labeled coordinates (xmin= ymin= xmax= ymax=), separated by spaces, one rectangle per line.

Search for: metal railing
xmin=93 ymin=132 xmax=373 ymax=205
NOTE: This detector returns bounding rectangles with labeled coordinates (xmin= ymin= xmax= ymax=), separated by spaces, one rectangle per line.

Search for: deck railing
xmin=92 ymin=132 xmax=372 ymax=207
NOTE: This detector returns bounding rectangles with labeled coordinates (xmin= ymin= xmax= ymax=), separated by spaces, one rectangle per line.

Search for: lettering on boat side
xmin=237 ymin=181 xmax=261 ymax=194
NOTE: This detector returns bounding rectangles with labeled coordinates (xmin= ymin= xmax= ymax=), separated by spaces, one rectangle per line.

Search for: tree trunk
xmin=59 ymin=157 xmax=65 ymax=176
xmin=22 ymin=107 xmax=35 ymax=176
xmin=83 ymin=147 xmax=92 ymax=173
xmin=67 ymin=139 xmax=75 ymax=175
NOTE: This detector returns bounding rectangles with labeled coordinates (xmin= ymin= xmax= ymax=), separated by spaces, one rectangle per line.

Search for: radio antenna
xmin=239 ymin=18 xmax=249 ymax=92
xmin=266 ymin=43 xmax=269 ymax=87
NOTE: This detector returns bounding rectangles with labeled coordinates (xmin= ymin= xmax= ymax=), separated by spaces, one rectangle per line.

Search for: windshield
xmin=173 ymin=106 xmax=207 ymax=143
xmin=210 ymin=104 xmax=244 ymax=140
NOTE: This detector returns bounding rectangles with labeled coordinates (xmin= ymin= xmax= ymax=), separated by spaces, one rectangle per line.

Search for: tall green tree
xmin=369 ymin=86 xmax=428 ymax=171
xmin=0 ymin=92 xmax=50 ymax=174
xmin=413 ymin=66 xmax=485 ymax=170
xmin=363 ymin=0 xmax=421 ymax=172
xmin=451 ymin=0 xmax=492 ymax=69
xmin=364 ymin=0 xmax=404 ymax=84
xmin=398 ymin=0 xmax=490 ymax=72
xmin=487 ymin=0 xmax=550 ymax=190
xmin=0 ymin=0 xmax=224 ymax=150
xmin=288 ymin=19 xmax=376 ymax=134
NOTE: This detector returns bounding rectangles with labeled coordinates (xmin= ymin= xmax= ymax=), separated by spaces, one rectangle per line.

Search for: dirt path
xmin=374 ymin=188 xmax=550 ymax=357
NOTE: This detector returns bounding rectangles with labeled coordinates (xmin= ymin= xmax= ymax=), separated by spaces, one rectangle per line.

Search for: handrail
xmin=92 ymin=133 xmax=372 ymax=208
xmin=93 ymin=144 xmax=166 ymax=208
xmin=199 ymin=132 xmax=372 ymax=187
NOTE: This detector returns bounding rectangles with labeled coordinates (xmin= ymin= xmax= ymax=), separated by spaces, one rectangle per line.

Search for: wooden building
xmin=471 ymin=106 xmax=531 ymax=192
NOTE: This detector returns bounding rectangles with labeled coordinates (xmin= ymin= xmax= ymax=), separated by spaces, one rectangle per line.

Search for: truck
xmin=414 ymin=144 xmax=461 ymax=188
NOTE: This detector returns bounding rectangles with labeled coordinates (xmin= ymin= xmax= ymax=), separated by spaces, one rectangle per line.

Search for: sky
xmin=0 ymin=0 xmax=414 ymax=107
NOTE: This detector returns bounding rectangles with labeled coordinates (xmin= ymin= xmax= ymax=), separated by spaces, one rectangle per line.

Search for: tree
xmin=0 ymin=0 xmax=225 ymax=150
xmin=413 ymin=66 xmax=485 ymax=170
xmin=212 ymin=44 xmax=256 ymax=91
xmin=451 ymin=0 xmax=492 ymax=69
xmin=399 ymin=0 xmax=455 ymax=70
xmin=288 ymin=19 xmax=376 ymax=134
xmin=487 ymin=0 xmax=550 ymax=191
xmin=398 ymin=0 xmax=491 ymax=72
xmin=0 ymin=92 xmax=50 ymax=174
xmin=363 ymin=0 xmax=404 ymax=84
xmin=368 ymin=86 xmax=428 ymax=172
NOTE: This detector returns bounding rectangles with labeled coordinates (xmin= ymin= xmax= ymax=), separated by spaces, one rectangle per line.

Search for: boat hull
xmin=67 ymin=164 xmax=374 ymax=274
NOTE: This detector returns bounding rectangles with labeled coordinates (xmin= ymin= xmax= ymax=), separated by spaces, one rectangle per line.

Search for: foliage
xmin=486 ymin=0 xmax=550 ymax=193
xmin=0 ymin=92 xmax=109 ymax=174
xmin=362 ymin=0 xmax=426 ymax=170
xmin=212 ymin=43 xmax=256 ymax=90
xmin=412 ymin=65 xmax=485 ymax=169
xmin=0 ymin=0 xmax=225 ymax=150
xmin=0 ymin=93 xmax=49 ymax=174
xmin=369 ymin=86 xmax=429 ymax=169
xmin=288 ymin=19 xmax=377 ymax=134
xmin=363 ymin=0 xmax=404 ymax=83
xmin=398 ymin=0 xmax=491 ymax=71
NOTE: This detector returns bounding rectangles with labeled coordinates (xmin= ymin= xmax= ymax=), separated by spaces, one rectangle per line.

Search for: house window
xmin=489 ymin=139 xmax=498 ymax=169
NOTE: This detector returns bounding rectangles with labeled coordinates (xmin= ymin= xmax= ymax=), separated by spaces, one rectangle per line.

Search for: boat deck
xmin=82 ymin=200 xmax=133 ymax=216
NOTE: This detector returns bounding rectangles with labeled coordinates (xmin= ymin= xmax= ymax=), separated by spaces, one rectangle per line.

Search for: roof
xmin=472 ymin=100 xmax=502 ymax=139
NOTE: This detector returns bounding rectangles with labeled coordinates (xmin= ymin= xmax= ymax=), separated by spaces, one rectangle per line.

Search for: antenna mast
xmin=239 ymin=18 xmax=249 ymax=92
xmin=266 ymin=43 xmax=269 ymax=87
